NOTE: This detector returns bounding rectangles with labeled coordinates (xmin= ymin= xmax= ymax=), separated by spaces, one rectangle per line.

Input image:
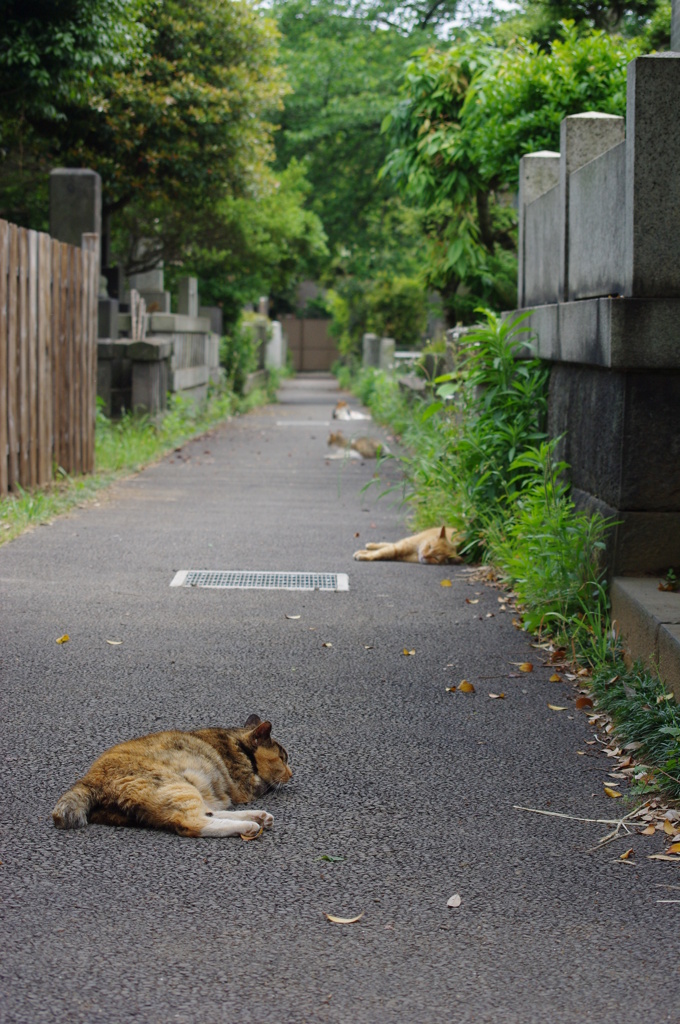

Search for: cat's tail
xmin=52 ymin=780 xmax=98 ymax=829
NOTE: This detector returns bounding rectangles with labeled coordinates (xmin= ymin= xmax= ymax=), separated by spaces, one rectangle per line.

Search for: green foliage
xmin=365 ymin=277 xmax=428 ymax=346
xmin=272 ymin=0 xmax=432 ymax=278
xmin=484 ymin=440 xmax=610 ymax=633
xmin=219 ymin=320 xmax=261 ymax=396
xmin=381 ymin=23 xmax=645 ymax=322
xmin=589 ymin=660 xmax=680 ymax=800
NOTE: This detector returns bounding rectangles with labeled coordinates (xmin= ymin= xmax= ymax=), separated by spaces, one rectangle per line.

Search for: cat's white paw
xmin=254 ymin=810 xmax=274 ymax=829
xmin=239 ymin=820 xmax=261 ymax=836
xmin=353 ymin=550 xmax=368 ymax=560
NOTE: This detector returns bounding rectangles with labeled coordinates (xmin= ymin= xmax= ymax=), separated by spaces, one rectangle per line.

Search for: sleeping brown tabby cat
xmin=52 ymin=715 xmax=291 ymax=838
xmin=354 ymin=525 xmax=462 ymax=565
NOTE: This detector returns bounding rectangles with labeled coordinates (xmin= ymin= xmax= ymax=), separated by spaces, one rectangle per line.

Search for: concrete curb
xmin=610 ymin=576 xmax=680 ymax=697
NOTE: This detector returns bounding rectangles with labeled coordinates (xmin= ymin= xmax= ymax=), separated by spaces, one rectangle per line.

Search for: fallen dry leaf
xmin=664 ymin=820 xmax=678 ymax=836
xmin=440 ymin=579 xmax=452 ymax=588
xmin=640 ymin=825 xmax=656 ymax=836
xmin=648 ymin=854 xmax=680 ymax=862
xmin=489 ymin=692 xmax=506 ymax=699
xmin=466 ymin=598 xmax=479 ymax=605
xmin=446 ymin=685 xmax=457 ymax=693
xmin=604 ymin=786 xmax=623 ymax=799
xmin=56 ymin=635 xmax=69 ymax=645
xmin=354 ymin=532 xmax=360 ymax=538
xmin=619 ymin=848 xmax=634 ymax=860
xmin=446 ymin=894 xmax=462 ymax=908
xmin=285 ymin=615 xmax=301 ymax=620
xmin=549 ymin=674 xmax=562 ymax=683
xmin=548 ymin=704 xmax=567 ymax=711
xmin=240 ymin=828 xmax=264 ymax=841
xmin=458 ymin=680 xmax=475 ymax=693
xmin=324 ymin=913 xmax=364 ymax=924
xmin=106 ymin=640 xmax=123 ymax=645
xmin=322 ymin=642 xmax=333 ymax=648
xmin=402 ymin=648 xmax=416 ymax=656
xmin=667 ymin=842 xmax=680 ymax=855
xmin=575 ymin=696 xmax=594 ymax=710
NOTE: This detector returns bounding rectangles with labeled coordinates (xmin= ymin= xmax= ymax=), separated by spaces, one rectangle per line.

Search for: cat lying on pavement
xmin=327 ymin=430 xmax=388 ymax=459
xmin=52 ymin=715 xmax=291 ymax=838
xmin=354 ymin=526 xmax=462 ymax=565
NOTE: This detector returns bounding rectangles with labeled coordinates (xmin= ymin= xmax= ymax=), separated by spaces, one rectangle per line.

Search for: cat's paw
xmin=251 ymin=809 xmax=274 ymax=829
xmin=353 ymin=550 xmax=368 ymax=560
xmin=239 ymin=820 xmax=262 ymax=837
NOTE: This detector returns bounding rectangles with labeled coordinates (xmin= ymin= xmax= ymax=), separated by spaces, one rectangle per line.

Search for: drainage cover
xmin=171 ymin=570 xmax=349 ymax=592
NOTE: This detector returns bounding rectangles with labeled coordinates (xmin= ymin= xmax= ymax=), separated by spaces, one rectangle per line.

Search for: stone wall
xmin=509 ymin=53 xmax=680 ymax=574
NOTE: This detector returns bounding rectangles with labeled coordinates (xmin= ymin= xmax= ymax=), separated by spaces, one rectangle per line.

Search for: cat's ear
xmin=439 ymin=525 xmax=447 ymax=538
xmin=251 ymin=720 xmax=272 ymax=746
xmin=244 ymin=714 xmax=262 ymax=728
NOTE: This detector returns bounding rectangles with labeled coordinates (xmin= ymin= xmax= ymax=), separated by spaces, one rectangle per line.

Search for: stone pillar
xmin=362 ymin=333 xmax=380 ymax=368
xmin=517 ymin=151 xmax=559 ymax=307
xmin=624 ymin=54 xmax=680 ymax=297
xmin=558 ymin=113 xmax=625 ymax=300
xmin=672 ymin=0 xmax=680 ymax=52
xmin=178 ymin=276 xmax=199 ymax=318
xmin=379 ymin=338 xmax=395 ymax=371
xmin=49 ymin=169 xmax=102 ymax=247
xmin=128 ymin=267 xmax=171 ymax=314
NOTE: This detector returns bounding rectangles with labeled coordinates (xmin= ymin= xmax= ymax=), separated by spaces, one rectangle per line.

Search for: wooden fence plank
xmin=50 ymin=240 xmax=61 ymax=474
xmin=18 ymin=228 xmax=29 ymax=486
xmin=58 ymin=243 xmax=70 ymax=473
xmin=0 ymin=220 xmax=8 ymax=496
xmin=27 ymin=230 xmax=38 ymax=486
xmin=7 ymin=224 xmax=19 ymax=489
xmin=38 ymin=233 xmax=52 ymax=485
xmin=82 ymin=234 xmax=99 ymax=473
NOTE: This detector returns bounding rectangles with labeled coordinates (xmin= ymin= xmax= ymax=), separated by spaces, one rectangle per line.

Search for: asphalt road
xmin=1 ymin=374 xmax=677 ymax=1024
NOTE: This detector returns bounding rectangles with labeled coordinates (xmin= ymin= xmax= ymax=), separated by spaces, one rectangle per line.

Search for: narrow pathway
xmin=0 ymin=375 xmax=675 ymax=1023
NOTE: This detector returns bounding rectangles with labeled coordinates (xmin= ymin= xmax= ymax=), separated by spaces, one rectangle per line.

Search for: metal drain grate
xmin=171 ymin=570 xmax=349 ymax=591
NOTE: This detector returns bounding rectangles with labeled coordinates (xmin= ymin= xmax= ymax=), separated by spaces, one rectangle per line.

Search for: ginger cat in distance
xmin=328 ymin=430 xmax=387 ymax=459
xmin=354 ymin=526 xmax=462 ymax=565
xmin=52 ymin=715 xmax=291 ymax=838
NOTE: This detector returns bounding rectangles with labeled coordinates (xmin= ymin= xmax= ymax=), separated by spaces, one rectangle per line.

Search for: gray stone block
xmin=549 ymin=364 xmax=680 ymax=512
xmin=362 ymin=333 xmax=381 ymax=368
xmin=568 ymin=141 xmax=626 ymax=300
xmin=559 ymin=113 xmax=625 ymax=301
xmin=98 ymin=298 xmax=119 ymax=340
xmin=673 ymin=0 xmax=680 ymax=51
xmin=624 ymin=54 xmax=680 ymax=298
xmin=49 ymin=169 xmax=102 ymax=248
xmin=524 ymin=186 xmax=561 ymax=307
xmin=379 ymin=338 xmax=395 ymax=371
xmin=199 ymin=305 xmax=223 ymax=336
xmin=129 ymin=268 xmax=164 ymax=292
xmin=132 ymin=359 xmax=169 ymax=415
xmin=518 ymin=151 xmax=559 ymax=307
xmin=178 ymin=276 xmax=199 ymax=318
xmin=140 ymin=290 xmax=171 ymax=314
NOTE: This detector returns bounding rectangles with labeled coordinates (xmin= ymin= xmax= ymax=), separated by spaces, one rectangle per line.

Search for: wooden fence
xmin=0 ymin=220 xmax=99 ymax=496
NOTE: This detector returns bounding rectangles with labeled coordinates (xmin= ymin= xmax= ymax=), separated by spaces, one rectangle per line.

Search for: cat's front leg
xmin=211 ymin=808 xmax=273 ymax=828
xmin=200 ymin=817 xmax=263 ymax=837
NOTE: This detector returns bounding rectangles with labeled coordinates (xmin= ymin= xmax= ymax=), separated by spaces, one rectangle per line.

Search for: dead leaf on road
xmin=575 ymin=696 xmax=594 ymax=709
xmin=489 ymin=692 xmax=506 ymax=699
xmin=466 ymin=598 xmax=479 ymax=605
xmin=324 ymin=913 xmax=364 ymax=924
xmin=447 ymin=894 xmax=462 ymax=908
xmin=56 ymin=635 xmax=69 ymax=644
xmin=402 ymin=648 xmax=416 ymax=656
xmin=441 ymin=579 xmax=452 ymax=588
xmin=648 ymin=854 xmax=680 ymax=862
xmin=619 ymin=849 xmax=634 ymax=860
xmin=549 ymin=674 xmax=562 ymax=683
xmin=106 ymin=640 xmax=123 ymax=645
xmin=285 ymin=615 xmax=301 ymax=620
xmin=548 ymin=704 xmax=567 ymax=711
xmin=667 ymin=842 xmax=680 ymax=855
xmin=458 ymin=680 xmax=475 ymax=693
xmin=604 ymin=786 xmax=623 ymax=799
xmin=240 ymin=828 xmax=264 ymax=841
xmin=322 ymin=642 xmax=333 ymax=648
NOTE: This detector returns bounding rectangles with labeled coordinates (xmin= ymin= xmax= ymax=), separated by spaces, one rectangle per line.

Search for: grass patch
xmin=0 ymin=379 xmax=273 ymax=545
